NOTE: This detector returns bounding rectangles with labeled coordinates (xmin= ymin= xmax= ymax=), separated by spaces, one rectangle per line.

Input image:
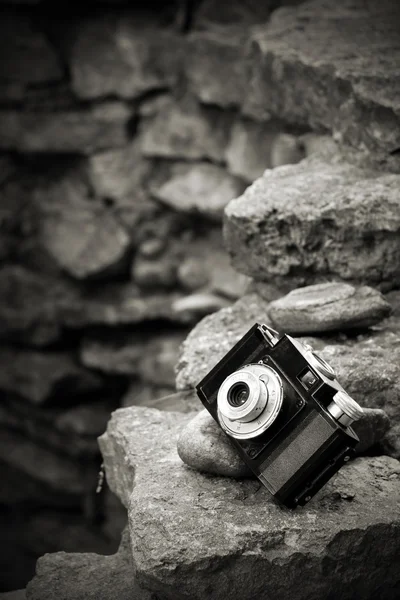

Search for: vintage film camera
xmin=196 ymin=324 xmax=364 ymax=508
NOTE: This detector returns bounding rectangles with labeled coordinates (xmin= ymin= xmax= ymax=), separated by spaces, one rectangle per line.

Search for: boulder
xmin=225 ymin=119 xmax=304 ymax=182
xmin=99 ymin=406 xmax=400 ymax=600
xmin=140 ymin=97 xmax=232 ymax=162
xmin=151 ymin=162 xmax=245 ymax=221
xmin=177 ymin=406 xmax=391 ymax=479
xmin=245 ymin=0 xmax=400 ymax=171
xmin=70 ymin=14 xmax=183 ymax=100
xmin=268 ymin=282 xmax=392 ymax=334
xmin=121 ymin=388 xmax=200 ymax=413
xmin=175 ymin=293 xmax=273 ymax=390
xmin=26 ymin=529 xmax=150 ymax=600
xmin=0 ymin=102 xmax=131 ymax=154
xmin=81 ymin=330 xmax=187 ymax=387
xmin=224 ymin=156 xmax=400 ymax=290
xmin=185 ymin=27 xmax=249 ymax=109
xmin=35 ymin=170 xmax=131 ymax=280
xmin=193 ymin=0 xmax=273 ymax=28
xmin=0 ymin=348 xmax=102 ymax=406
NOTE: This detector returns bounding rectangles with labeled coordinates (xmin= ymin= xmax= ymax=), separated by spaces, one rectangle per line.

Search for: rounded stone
xmin=177 ymin=409 xmax=251 ymax=478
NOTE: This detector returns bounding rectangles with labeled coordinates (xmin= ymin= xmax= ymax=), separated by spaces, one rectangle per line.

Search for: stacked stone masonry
xmin=0 ymin=0 xmax=399 ymax=597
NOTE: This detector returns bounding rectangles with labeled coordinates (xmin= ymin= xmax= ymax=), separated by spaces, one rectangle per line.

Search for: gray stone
xmin=151 ymin=162 xmax=244 ymax=221
xmin=88 ymin=141 xmax=151 ymax=202
xmin=225 ymin=119 xmax=304 ymax=182
xmin=245 ymin=0 xmax=400 ymax=171
xmin=224 ymin=155 xmax=400 ymax=290
xmin=122 ymin=388 xmax=200 ymax=413
xmin=132 ymin=253 xmax=179 ymax=289
xmin=99 ymin=406 xmax=400 ymax=600
xmin=185 ymin=27 xmax=250 ymax=109
xmin=178 ymin=407 xmax=391 ymax=479
xmin=171 ymin=292 xmax=231 ymax=324
xmin=0 ymin=348 xmax=102 ymax=406
xmin=81 ymin=330 xmax=187 ymax=387
xmin=0 ymin=13 xmax=62 ymax=100
xmin=26 ymin=529 xmax=149 ymax=600
xmin=0 ymin=155 xmax=17 ymax=186
xmin=193 ymin=0 xmax=273 ymax=28
xmin=268 ymin=282 xmax=392 ymax=334
xmin=0 ymin=266 xmax=68 ymax=347
xmin=0 ymin=590 xmax=26 ymax=600
xmin=0 ymin=102 xmax=131 ymax=154
xmin=140 ymin=97 xmax=232 ymax=162
xmin=35 ymin=170 xmax=131 ymax=280
xmin=175 ymin=293 xmax=272 ymax=390
xmin=70 ymin=15 xmax=183 ymax=100
xmin=177 ymin=409 xmax=251 ymax=477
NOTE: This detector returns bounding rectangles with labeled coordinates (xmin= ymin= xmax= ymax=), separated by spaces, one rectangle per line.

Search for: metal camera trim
xmin=217 ymin=364 xmax=284 ymax=439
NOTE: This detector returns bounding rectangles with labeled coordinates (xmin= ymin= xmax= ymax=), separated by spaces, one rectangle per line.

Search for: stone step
xmin=224 ymin=154 xmax=400 ymax=290
xmin=97 ymin=405 xmax=400 ymax=600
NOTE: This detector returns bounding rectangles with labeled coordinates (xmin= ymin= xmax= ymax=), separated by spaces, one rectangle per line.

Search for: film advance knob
xmin=327 ymin=390 xmax=364 ymax=427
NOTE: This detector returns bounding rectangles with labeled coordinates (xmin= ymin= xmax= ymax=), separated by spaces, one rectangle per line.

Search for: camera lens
xmin=227 ymin=383 xmax=250 ymax=407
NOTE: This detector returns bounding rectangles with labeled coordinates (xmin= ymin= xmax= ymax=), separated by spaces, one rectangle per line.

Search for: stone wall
xmin=0 ymin=0 xmax=319 ymax=592
xmin=2 ymin=0 xmax=400 ymax=596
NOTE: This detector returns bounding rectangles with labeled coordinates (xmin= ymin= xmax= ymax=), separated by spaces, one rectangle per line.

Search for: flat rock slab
xmin=224 ymin=156 xmax=400 ymax=290
xmin=99 ymin=406 xmax=400 ymax=600
xmin=268 ymin=282 xmax=391 ymax=334
xmin=245 ymin=0 xmax=400 ymax=170
xmin=177 ymin=407 xmax=391 ymax=478
xmin=26 ymin=529 xmax=149 ymax=600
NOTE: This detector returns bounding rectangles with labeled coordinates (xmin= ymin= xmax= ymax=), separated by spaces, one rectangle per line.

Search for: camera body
xmin=196 ymin=323 xmax=364 ymax=508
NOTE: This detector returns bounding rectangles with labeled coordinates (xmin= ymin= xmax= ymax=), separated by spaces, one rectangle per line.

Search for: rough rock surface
xmin=177 ymin=406 xmax=391 ymax=479
xmin=70 ymin=15 xmax=183 ymax=100
xmin=245 ymin=0 xmax=400 ymax=171
xmin=140 ymin=97 xmax=232 ymax=162
xmin=151 ymin=162 xmax=244 ymax=221
xmin=99 ymin=406 xmax=400 ymax=600
xmin=225 ymin=119 xmax=305 ymax=182
xmin=26 ymin=529 xmax=149 ymax=600
xmin=175 ymin=293 xmax=273 ymax=390
xmin=224 ymin=156 xmax=400 ymax=290
xmin=0 ymin=103 xmax=131 ymax=154
xmin=268 ymin=282 xmax=392 ymax=334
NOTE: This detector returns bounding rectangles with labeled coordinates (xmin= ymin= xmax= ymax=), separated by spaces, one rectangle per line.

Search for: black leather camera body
xmin=196 ymin=323 xmax=364 ymax=508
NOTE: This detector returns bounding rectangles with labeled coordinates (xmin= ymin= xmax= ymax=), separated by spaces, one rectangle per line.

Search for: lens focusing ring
xmin=327 ymin=390 xmax=364 ymax=427
xmin=217 ymin=364 xmax=283 ymax=439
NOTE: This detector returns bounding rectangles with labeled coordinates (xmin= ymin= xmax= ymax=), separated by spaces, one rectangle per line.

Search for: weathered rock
xmin=193 ymin=0 xmax=273 ymax=28
xmin=132 ymin=252 xmax=179 ymax=289
xmin=171 ymin=292 xmax=231 ymax=324
xmin=70 ymin=14 xmax=183 ymax=100
xmin=0 ymin=12 xmax=62 ymax=101
xmin=0 ymin=348 xmax=102 ymax=406
xmin=225 ymin=118 xmax=303 ymax=182
xmin=88 ymin=141 xmax=151 ymax=202
xmin=122 ymin=388 xmax=200 ymax=413
xmin=224 ymin=156 xmax=400 ymax=290
xmin=0 ymin=103 xmax=131 ymax=154
xmin=81 ymin=330 xmax=187 ymax=387
xmin=151 ymin=162 xmax=244 ymax=221
xmin=140 ymin=97 xmax=232 ymax=162
xmin=35 ymin=170 xmax=131 ymax=280
xmin=245 ymin=0 xmax=400 ymax=170
xmin=0 ymin=266 xmax=66 ymax=346
xmin=175 ymin=293 xmax=272 ymax=390
xmin=268 ymin=282 xmax=392 ymax=334
xmin=0 ymin=590 xmax=26 ymax=599
xmin=99 ymin=406 xmax=400 ymax=600
xmin=178 ymin=406 xmax=391 ymax=479
xmin=26 ymin=529 xmax=149 ymax=600
xmin=177 ymin=409 xmax=251 ymax=477
xmin=185 ymin=27 xmax=250 ymax=109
